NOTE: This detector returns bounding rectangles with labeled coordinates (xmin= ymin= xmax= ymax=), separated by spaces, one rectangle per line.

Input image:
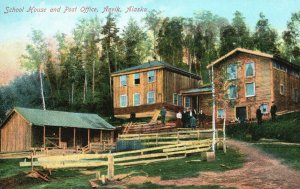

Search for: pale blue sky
xmin=0 ymin=0 xmax=299 ymax=43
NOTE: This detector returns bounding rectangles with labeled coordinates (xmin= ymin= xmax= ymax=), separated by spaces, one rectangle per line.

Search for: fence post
xmin=107 ymin=154 xmax=114 ymax=180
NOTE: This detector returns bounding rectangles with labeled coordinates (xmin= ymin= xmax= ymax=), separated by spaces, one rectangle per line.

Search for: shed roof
xmin=207 ymin=48 xmax=300 ymax=71
xmin=181 ymin=86 xmax=212 ymax=95
xmin=111 ymin=61 xmax=201 ymax=79
xmin=1 ymin=107 xmax=115 ymax=130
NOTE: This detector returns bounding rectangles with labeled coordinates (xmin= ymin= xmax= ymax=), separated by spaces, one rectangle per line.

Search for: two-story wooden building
xmin=207 ymin=48 xmax=300 ymax=122
xmin=111 ymin=61 xmax=201 ymax=118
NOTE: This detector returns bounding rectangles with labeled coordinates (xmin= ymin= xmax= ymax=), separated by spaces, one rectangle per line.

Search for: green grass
xmin=128 ymin=182 xmax=236 ymax=189
xmin=254 ymin=143 xmax=300 ymax=170
xmin=0 ymin=158 xmax=29 ymax=179
xmin=0 ymin=149 xmax=244 ymax=188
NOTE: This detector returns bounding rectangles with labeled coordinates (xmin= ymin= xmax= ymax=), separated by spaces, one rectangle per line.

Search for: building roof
xmin=111 ymin=61 xmax=201 ymax=79
xmin=1 ymin=107 xmax=115 ymax=130
xmin=181 ymin=86 xmax=212 ymax=95
xmin=207 ymin=48 xmax=300 ymax=71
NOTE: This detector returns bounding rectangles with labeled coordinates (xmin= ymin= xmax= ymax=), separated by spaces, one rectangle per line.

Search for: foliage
xmin=116 ymin=140 xmax=144 ymax=152
xmin=227 ymin=111 xmax=300 ymax=143
xmin=254 ymin=144 xmax=300 ymax=170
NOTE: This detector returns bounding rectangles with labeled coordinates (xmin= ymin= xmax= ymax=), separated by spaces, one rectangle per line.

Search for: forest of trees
xmin=0 ymin=10 xmax=299 ymax=121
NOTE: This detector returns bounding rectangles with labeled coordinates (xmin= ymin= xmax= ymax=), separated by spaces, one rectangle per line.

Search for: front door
xmin=236 ymin=107 xmax=247 ymax=123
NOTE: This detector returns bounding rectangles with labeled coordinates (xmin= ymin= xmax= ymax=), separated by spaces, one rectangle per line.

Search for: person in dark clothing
xmin=256 ymin=106 xmax=263 ymax=125
xmin=182 ymin=108 xmax=188 ymax=128
xmin=160 ymin=106 xmax=167 ymax=125
xmin=190 ymin=116 xmax=197 ymax=130
xmin=186 ymin=108 xmax=191 ymax=128
xmin=198 ymin=109 xmax=206 ymax=128
xmin=270 ymin=102 xmax=277 ymax=121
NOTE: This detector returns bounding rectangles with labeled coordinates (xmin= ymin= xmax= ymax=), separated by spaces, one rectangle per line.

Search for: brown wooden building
xmin=111 ymin=61 xmax=201 ymax=118
xmin=0 ymin=107 xmax=115 ymax=152
xmin=207 ymin=48 xmax=300 ymax=122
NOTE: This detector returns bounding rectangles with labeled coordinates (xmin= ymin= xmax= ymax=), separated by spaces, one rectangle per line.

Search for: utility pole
xmin=211 ymin=65 xmax=216 ymax=152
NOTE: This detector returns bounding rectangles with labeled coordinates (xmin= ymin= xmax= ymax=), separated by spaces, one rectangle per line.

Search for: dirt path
xmin=124 ymin=139 xmax=300 ymax=189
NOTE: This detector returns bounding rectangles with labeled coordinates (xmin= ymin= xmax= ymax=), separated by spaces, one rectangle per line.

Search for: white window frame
xmin=133 ymin=93 xmax=141 ymax=106
xmin=133 ymin=73 xmax=140 ymax=85
xmin=245 ymin=62 xmax=255 ymax=77
xmin=245 ymin=82 xmax=255 ymax=97
xmin=280 ymin=84 xmax=284 ymax=95
xmin=120 ymin=95 xmax=127 ymax=107
xmin=147 ymin=70 xmax=155 ymax=83
xmin=147 ymin=91 xmax=155 ymax=104
xmin=217 ymin=109 xmax=225 ymax=118
xmin=260 ymin=104 xmax=268 ymax=114
xmin=185 ymin=96 xmax=191 ymax=108
xmin=228 ymin=85 xmax=237 ymax=99
xmin=120 ymin=75 xmax=127 ymax=86
xmin=173 ymin=93 xmax=178 ymax=105
xmin=227 ymin=64 xmax=237 ymax=80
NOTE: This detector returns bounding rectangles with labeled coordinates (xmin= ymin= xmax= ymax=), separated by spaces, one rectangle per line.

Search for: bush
xmin=116 ymin=140 xmax=144 ymax=152
xmin=227 ymin=111 xmax=300 ymax=143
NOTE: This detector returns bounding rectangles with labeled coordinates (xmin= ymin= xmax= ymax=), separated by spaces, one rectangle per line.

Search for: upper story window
xmin=120 ymin=75 xmax=127 ymax=86
xmin=173 ymin=93 xmax=178 ymax=105
xmin=227 ymin=64 xmax=237 ymax=80
xmin=120 ymin=95 xmax=127 ymax=107
xmin=228 ymin=85 xmax=237 ymax=99
xmin=246 ymin=82 xmax=255 ymax=97
xmin=134 ymin=73 xmax=140 ymax=85
xmin=245 ymin=62 xmax=255 ymax=77
xmin=148 ymin=70 xmax=155 ymax=83
xmin=147 ymin=91 xmax=155 ymax=104
xmin=133 ymin=93 xmax=141 ymax=106
xmin=185 ymin=96 xmax=191 ymax=108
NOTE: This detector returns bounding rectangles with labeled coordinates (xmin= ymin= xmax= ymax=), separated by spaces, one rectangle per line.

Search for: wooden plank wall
xmin=273 ymin=67 xmax=300 ymax=112
xmin=0 ymin=112 xmax=31 ymax=152
xmin=113 ymin=69 xmax=164 ymax=108
xmin=214 ymin=53 xmax=273 ymax=122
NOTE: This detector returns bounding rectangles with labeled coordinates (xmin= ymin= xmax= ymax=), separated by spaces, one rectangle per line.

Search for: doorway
xmin=236 ymin=107 xmax=247 ymax=123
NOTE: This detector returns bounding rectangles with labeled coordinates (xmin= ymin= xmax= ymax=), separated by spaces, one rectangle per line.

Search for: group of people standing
xmin=256 ymin=102 xmax=277 ymax=125
xmin=175 ymin=108 xmax=206 ymax=129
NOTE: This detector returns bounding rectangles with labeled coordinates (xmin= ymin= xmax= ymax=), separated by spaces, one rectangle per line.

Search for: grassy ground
xmin=127 ymin=182 xmax=236 ymax=189
xmin=254 ymin=143 xmax=300 ymax=170
xmin=0 ymin=148 xmax=244 ymax=189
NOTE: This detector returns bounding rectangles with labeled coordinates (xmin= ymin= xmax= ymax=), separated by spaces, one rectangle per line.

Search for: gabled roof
xmin=1 ymin=107 xmax=115 ymax=130
xmin=207 ymin=48 xmax=300 ymax=71
xmin=111 ymin=61 xmax=201 ymax=79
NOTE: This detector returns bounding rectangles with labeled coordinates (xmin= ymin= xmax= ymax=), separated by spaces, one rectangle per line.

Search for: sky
xmin=0 ymin=0 xmax=300 ymax=43
xmin=0 ymin=0 xmax=299 ymax=84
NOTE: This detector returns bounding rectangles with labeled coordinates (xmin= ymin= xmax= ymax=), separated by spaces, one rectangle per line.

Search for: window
xmin=217 ymin=109 xmax=224 ymax=118
xmin=260 ymin=104 xmax=268 ymax=114
xmin=246 ymin=82 xmax=255 ymax=97
xmin=178 ymin=95 xmax=182 ymax=106
xmin=173 ymin=93 xmax=178 ymax=105
xmin=147 ymin=91 xmax=155 ymax=104
xmin=227 ymin=64 xmax=237 ymax=80
xmin=245 ymin=62 xmax=255 ymax=77
xmin=293 ymin=88 xmax=299 ymax=102
xmin=148 ymin=71 xmax=155 ymax=83
xmin=120 ymin=75 xmax=127 ymax=86
xmin=280 ymin=84 xmax=284 ymax=95
xmin=185 ymin=96 xmax=191 ymax=108
xmin=134 ymin=73 xmax=140 ymax=85
xmin=133 ymin=93 xmax=140 ymax=106
xmin=228 ymin=85 xmax=237 ymax=99
xmin=120 ymin=95 xmax=127 ymax=107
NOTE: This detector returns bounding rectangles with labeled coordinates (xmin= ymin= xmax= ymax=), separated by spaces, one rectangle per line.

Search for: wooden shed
xmin=111 ymin=61 xmax=201 ymax=118
xmin=0 ymin=107 xmax=115 ymax=152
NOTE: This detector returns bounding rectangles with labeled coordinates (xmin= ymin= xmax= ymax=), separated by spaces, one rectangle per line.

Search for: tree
xmin=232 ymin=11 xmax=252 ymax=49
xmin=157 ymin=17 xmax=184 ymax=67
xmin=253 ymin=13 xmax=279 ymax=54
xmin=282 ymin=11 xmax=300 ymax=64
xmin=143 ymin=9 xmax=162 ymax=60
xmin=122 ymin=18 xmax=148 ymax=68
xmin=20 ymin=30 xmax=51 ymax=110
xmin=220 ymin=24 xmax=237 ymax=55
